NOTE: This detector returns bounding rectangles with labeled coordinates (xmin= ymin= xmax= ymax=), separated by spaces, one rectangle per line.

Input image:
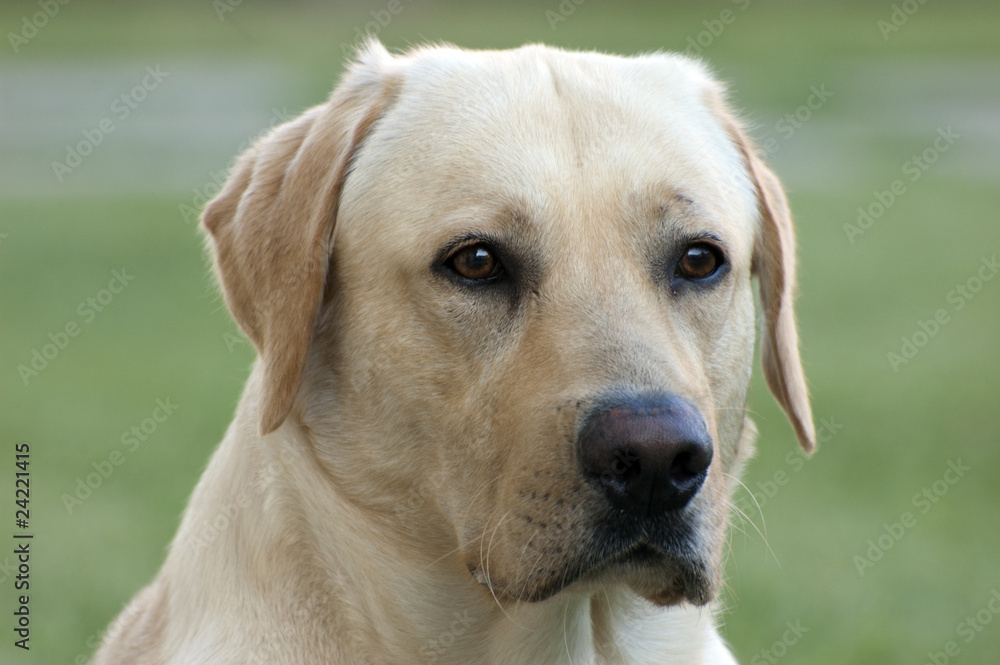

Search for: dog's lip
xmin=592 ymin=540 xmax=678 ymax=576
xmin=465 ymin=535 xmax=712 ymax=606
xmin=582 ymin=538 xmax=713 ymax=606
xmin=605 ymin=541 xmax=666 ymax=566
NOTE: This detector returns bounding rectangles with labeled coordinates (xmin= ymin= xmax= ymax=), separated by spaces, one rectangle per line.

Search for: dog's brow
xmin=653 ymin=191 xmax=699 ymax=221
xmin=648 ymin=194 xmax=731 ymax=243
xmin=678 ymin=230 xmax=724 ymax=246
xmin=662 ymin=192 xmax=696 ymax=213
xmin=435 ymin=206 xmax=534 ymax=254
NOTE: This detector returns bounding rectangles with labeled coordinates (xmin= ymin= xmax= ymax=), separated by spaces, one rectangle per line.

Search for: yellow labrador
xmin=95 ymin=40 xmax=814 ymax=665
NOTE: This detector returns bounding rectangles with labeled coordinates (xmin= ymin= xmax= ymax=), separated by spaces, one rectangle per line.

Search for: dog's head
xmin=203 ymin=41 xmax=814 ymax=608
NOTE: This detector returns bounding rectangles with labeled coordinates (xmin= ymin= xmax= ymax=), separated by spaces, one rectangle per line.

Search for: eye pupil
xmin=678 ymin=244 xmax=719 ymax=280
xmin=469 ymin=248 xmax=491 ymax=269
xmin=451 ymin=244 xmax=501 ymax=281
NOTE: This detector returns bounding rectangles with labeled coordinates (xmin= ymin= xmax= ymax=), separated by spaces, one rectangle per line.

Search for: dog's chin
xmin=592 ymin=544 xmax=717 ymax=607
xmin=469 ymin=542 xmax=717 ymax=608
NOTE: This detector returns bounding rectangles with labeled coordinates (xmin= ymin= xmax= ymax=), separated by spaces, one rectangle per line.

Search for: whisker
xmin=480 ymin=510 xmax=527 ymax=629
xmin=723 ymin=472 xmax=780 ymax=567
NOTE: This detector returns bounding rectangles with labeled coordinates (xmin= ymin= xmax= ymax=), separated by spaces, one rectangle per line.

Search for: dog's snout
xmin=578 ymin=394 xmax=713 ymax=516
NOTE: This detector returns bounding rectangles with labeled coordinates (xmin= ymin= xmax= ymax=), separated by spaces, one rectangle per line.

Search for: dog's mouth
xmin=469 ymin=513 xmax=716 ymax=607
xmin=588 ymin=540 xmax=714 ymax=606
xmin=565 ymin=514 xmax=717 ymax=607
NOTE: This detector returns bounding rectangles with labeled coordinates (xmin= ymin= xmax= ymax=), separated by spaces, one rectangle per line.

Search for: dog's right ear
xmin=202 ymin=41 xmax=400 ymax=435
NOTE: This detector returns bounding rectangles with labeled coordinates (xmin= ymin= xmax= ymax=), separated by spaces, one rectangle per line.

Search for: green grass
xmin=2 ymin=1 xmax=999 ymax=663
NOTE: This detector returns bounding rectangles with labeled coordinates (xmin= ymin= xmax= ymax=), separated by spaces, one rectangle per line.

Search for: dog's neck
xmin=163 ymin=382 xmax=731 ymax=665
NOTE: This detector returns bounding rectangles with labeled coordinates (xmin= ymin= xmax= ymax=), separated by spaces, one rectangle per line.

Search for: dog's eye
xmin=676 ymin=243 xmax=722 ymax=280
xmin=447 ymin=244 xmax=504 ymax=282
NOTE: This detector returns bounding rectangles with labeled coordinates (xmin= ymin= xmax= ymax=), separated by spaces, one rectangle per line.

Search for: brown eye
xmin=448 ymin=244 xmax=503 ymax=281
xmin=677 ymin=244 xmax=721 ymax=280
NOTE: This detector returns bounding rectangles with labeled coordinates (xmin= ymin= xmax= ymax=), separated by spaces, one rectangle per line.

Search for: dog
xmin=94 ymin=40 xmax=815 ymax=665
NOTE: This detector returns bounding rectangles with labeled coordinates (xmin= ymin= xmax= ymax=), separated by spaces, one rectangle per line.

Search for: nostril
xmin=668 ymin=444 xmax=711 ymax=488
xmin=670 ymin=450 xmax=697 ymax=483
xmin=679 ymin=442 xmax=711 ymax=472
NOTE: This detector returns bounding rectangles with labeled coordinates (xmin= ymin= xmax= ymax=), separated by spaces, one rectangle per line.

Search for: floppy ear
xmin=202 ymin=42 xmax=400 ymax=435
xmin=746 ymin=145 xmax=816 ymax=452
xmin=710 ymin=100 xmax=816 ymax=452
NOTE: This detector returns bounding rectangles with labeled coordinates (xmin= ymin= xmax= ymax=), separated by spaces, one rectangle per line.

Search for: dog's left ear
xmin=745 ymin=143 xmax=816 ymax=453
xmin=706 ymin=92 xmax=816 ymax=453
xmin=202 ymin=41 xmax=400 ymax=435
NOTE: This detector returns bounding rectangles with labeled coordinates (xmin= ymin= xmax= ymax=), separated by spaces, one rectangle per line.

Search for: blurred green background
xmin=1 ymin=1 xmax=998 ymax=663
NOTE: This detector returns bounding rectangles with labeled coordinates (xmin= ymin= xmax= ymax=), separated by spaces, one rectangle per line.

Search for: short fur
xmin=95 ymin=41 xmax=814 ymax=665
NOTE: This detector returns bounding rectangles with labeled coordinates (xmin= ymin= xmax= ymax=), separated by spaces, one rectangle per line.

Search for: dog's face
xmin=203 ymin=42 xmax=814 ymax=609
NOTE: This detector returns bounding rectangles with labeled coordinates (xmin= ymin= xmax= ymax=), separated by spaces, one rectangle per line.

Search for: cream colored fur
xmin=94 ymin=41 xmax=813 ymax=665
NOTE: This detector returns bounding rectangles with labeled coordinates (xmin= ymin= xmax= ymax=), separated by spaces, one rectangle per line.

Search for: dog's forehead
xmin=341 ymin=45 xmax=757 ymax=251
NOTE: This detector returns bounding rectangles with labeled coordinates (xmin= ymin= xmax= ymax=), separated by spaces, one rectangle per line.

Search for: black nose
xmin=577 ymin=394 xmax=713 ymax=516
